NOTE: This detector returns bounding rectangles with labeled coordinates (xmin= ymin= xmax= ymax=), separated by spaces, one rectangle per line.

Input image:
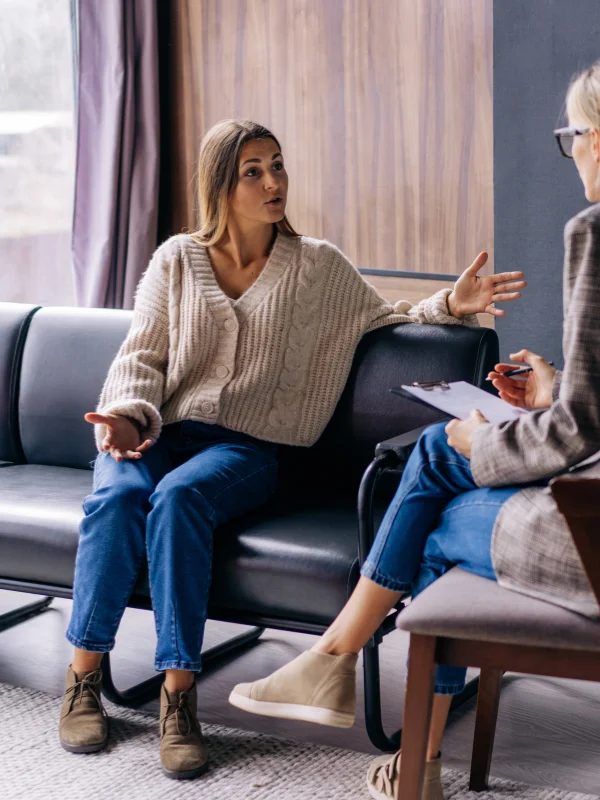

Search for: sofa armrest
xmin=375 ymin=424 xmax=432 ymax=463
xmin=551 ymin=476 xmax=600 ymax=607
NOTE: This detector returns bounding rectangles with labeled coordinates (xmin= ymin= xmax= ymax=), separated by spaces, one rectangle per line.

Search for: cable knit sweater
xmin=94 ymin=233 xmax=478 ymax=450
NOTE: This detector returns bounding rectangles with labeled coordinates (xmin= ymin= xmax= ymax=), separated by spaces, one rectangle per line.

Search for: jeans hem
xmin=361 ymin=563 xmax=412 ymax=593
xmin=434 ymin=682 xmax=465 ymax=695
xmin=155 ymin=660 xmax=203 ymax=672
xmin=65 ymin=631 xmax=114 ymax=653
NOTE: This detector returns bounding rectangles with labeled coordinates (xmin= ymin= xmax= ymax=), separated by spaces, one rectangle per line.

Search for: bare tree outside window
xmin=0 ymin=0 xmax=75 ymax=305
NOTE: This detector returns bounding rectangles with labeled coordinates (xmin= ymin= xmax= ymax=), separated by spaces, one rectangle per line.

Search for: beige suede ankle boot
xmin=229 ymin=649 xmax=358 ymax=728
xmin=366 ymin=751 xmax=444 ymax=800
xmin=59 ymin=666 xmax=108 ymax=753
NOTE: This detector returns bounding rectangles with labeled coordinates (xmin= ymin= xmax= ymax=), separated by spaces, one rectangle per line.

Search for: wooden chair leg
xmin=398 ymin=634 xmax=437 ymax=800
xmin=470 ymin=667 xmax=503 ymax=791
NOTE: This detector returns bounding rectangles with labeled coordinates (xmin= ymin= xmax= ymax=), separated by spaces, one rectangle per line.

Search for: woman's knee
xmin=417 ymin=421 xmax=452 ymax=457
xmin=84 ymin=478 xmax=152 ymax=516
xmin=150 ymin=477 xmax=216 ymax=525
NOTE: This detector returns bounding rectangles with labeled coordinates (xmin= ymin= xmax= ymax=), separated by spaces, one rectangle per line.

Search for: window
xmin=0 ymin=0 xmax=76 ymax=306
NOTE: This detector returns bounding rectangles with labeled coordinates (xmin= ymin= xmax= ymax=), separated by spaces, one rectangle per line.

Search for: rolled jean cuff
xmin=360 ymin=562 xmax=412 ymax=593
xmin=434 ymin=681 xmax=466 ymax=695
xmin=154 ymin=660 xmax=203 ymax=672
xmin=65 ymin=630 xmax=114 ymax=653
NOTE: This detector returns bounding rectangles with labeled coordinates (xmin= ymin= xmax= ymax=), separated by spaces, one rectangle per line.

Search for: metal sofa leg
xmin=363 ymin=636 xmax=402 ymax=752
xmin=101 ymin=626 xmax=265 ymax=708
xmin=363 ymin=625 xmax=480 ymax=752
xmin=359 ymin=455 xmax=403 ymax=751
xmin=0 ymin=596 xmax=53 ymax=633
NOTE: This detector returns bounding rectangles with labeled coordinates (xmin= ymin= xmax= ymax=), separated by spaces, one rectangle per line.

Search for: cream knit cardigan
xmin=94 ymin=233 xmax=477 ymax=451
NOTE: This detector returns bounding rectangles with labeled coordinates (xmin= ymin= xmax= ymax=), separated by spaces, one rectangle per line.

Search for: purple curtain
xmin=72 ymin=0 xmax=159 ymax=309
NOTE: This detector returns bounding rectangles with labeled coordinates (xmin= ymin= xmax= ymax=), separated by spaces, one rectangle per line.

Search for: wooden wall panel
xmin=168 ymin=0 xmax=493 ymax=276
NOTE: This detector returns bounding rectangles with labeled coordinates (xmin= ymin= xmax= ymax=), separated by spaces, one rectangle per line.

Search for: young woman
xmin=58 ymin=119 xmax=525 ymax=779
xmin=230 ymin=64 xmax=600 ymax=800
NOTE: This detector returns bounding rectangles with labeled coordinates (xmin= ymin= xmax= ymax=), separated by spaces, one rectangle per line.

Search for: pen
xmin=485 ymin=361 xmax=555 ymax=381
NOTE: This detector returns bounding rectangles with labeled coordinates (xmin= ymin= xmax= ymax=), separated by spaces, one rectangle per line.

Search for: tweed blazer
xmin=470 ymin=202 xmax=600 ymax=619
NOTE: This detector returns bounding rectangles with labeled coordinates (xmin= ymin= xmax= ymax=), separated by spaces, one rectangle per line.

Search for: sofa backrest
xmin=278 ymin=322 xmax=499 ymax=494
xmin=2 ymin=303 xmax=499 ymax=481
xmin=0 ymin=303 xmax=40 ymax=463
xmin=17 ymin=306 xmax=132 ymax=469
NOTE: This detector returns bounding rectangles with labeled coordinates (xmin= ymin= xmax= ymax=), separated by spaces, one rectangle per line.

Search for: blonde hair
xmin=192 ymin=119 xmax=299 ymax=246
xmin=566 ymin=61 xmax=600 ymax=130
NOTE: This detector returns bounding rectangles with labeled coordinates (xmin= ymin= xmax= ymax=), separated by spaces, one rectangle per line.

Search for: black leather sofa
xmin=0 ymin=301 xmax=499 ymax=750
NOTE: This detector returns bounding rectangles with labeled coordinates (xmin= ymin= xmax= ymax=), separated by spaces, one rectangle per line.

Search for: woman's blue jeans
xmin=361 ymin=422 xmax=522 ymax=695
xmin=66 ymin=421 xmax=278 ymax=672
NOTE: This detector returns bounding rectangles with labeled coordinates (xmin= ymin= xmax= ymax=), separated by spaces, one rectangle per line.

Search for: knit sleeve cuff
xmin=419 ymin=289 xmax=480 ymax=327
xmin=552 ymin=370 xmax=563 ymax=403
xmin=93 ymin=399 xmax=163 ymax=452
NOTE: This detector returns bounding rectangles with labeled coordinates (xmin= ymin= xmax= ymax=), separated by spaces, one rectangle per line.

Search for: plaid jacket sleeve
xmin=470 ymin=209 xmax=600 ymax=487
xmin=552 ymin=369 xmax=563 ymax=402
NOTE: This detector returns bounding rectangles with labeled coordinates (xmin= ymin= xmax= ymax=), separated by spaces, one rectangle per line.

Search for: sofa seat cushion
xmin=396 ymin=567 xmax=600 ymax=652
xmin=0 ymin=466 xmax=366 ymax=627
xmin=188 ymin=498 xmax=362 ymax=627
xmin=0 ymin=465 xmax=91 ymax=589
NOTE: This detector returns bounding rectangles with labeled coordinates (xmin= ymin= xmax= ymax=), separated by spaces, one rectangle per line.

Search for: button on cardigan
xmin=94 ymin=233 xmax=477 ymax=451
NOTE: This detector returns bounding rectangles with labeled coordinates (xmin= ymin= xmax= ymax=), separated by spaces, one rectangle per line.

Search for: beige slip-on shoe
xmin=367 ymin=751 xmax=444 ymax=800
xmin=228 ymin=649 xmax=358 ymax=728
xmin=59 ymin=666 xmax=109 ymax=754
xmin=160 ymin=682 xmax=209 ymax=780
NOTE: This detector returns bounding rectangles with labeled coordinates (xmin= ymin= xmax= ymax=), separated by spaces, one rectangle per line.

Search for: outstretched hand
xmin=85 ymin=412 xmax=152 ymax=463
xmin=448 ymin=252 xmax=527 ymax=319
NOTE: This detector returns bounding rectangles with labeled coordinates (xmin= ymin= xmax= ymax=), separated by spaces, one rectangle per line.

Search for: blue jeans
xmin=66 ymin=421 xmax=278 ymax=671
xmin=361 ymin=422 xmax=522 ymax=694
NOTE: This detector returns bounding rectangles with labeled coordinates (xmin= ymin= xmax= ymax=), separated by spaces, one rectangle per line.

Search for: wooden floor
xmin=1 ymin=590 xmax=599 ymax=796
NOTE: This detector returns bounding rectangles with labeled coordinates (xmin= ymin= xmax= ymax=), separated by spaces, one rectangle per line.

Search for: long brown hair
xmin=192 ymin=119 xmax=299 ymax=246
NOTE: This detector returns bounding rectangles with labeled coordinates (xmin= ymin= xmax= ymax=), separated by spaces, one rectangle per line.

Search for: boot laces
xmin=65 ymin=670 xmax=107 ymax=718
xmin=163 ymin=691 xmax=195 ymax=737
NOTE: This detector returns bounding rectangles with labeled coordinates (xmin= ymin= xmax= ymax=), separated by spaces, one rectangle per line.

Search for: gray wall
xmin=493 ymin=0 xmax=600 ymax=368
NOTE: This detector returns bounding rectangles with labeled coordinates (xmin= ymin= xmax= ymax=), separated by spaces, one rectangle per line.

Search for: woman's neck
xmin=215 ymin=223 xmax=276 ymax=270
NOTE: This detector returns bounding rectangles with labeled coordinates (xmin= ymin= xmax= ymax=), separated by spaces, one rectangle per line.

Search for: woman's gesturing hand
xmin=447 ymin=252 xmax=527 ymax=319
xmin=84 ymin=412 xmax=152 ymax=463
xmin=445 ymin=409 xmax=488 ymax=459
xmin=487 ymin=350 xmax=557 ymax=410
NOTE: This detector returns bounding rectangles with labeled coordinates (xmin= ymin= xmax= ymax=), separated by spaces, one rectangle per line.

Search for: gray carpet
xmin=0 ymin=682 xmax=597 ymax=800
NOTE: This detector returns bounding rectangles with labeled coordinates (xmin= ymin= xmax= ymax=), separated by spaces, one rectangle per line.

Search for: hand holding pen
xmin=486 ymin=361 xmax=555 ymax=379
xmin=487 ymin=350 xmax=558 ymax=410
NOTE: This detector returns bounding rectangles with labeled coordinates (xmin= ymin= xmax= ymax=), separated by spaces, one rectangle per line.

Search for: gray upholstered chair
xmin=395 ymin=476 xmax=600 ymax=799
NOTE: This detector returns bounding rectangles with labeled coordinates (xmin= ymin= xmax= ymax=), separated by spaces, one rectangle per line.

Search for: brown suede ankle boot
xmin=160 ymin=682 xmax=208 ymax=780
xmin=59 ymin=666 xmax=109 ymax=753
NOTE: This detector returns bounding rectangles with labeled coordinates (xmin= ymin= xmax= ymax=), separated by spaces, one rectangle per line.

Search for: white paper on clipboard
xmin=399 ymin=381 xmax=530 ymax=424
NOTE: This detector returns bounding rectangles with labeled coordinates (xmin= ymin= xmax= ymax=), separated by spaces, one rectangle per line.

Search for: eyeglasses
xmin=553 ymin=126 xmax=590 ymax=158
xmin=412 ymin=380 xmax=450 ymax=392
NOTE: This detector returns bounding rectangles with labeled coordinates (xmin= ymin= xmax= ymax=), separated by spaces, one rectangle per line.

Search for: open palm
xmin=449 ymin=252 xmax=527 ymax=318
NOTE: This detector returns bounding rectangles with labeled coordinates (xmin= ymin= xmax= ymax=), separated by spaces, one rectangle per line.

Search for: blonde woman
xmin=58 ymin=119 xmax=525 ymax=779
xmin=231 ymin=63 xmax=600 ymax=800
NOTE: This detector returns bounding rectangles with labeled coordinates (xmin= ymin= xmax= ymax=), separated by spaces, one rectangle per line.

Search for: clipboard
xmin=391 ymin=380 xmax=530 ymax=424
